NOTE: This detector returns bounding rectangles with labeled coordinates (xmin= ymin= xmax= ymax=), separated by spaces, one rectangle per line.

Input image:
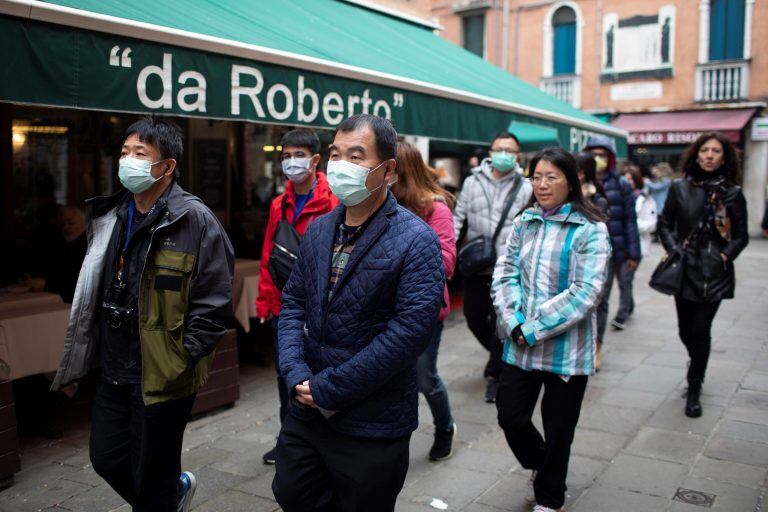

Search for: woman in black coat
xmin=657 ymin=132 xmax=748 ymax=418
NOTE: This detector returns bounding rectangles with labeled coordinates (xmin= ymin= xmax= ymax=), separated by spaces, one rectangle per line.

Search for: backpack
xmin=268 ymin=195 xmax=303 ymax=290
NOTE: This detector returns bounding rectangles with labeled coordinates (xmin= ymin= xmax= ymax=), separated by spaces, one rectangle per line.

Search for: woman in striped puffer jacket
xmin=491 ymin=147 xmax=611 ymax=512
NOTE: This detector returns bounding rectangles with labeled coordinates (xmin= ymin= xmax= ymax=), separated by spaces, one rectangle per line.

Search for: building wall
xmin=431 ymin=0 xmax=768 ymax=112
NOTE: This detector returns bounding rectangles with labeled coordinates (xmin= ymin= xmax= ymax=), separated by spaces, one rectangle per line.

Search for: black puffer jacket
xmin=657 ymin=177 xmax=748 ymax=303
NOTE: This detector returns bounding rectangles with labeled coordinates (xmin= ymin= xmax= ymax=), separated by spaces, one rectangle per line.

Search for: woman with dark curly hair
xmin=656 ymin=132 xmax=749 ymax=418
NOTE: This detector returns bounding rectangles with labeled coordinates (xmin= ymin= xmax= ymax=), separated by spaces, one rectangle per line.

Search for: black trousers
xmin=271 ymin=316 xmax=289 ymax=423
xmin=90 ymin=382 xmax=195 ymax=511
xmin=675 ymin=296 xmax=722 ymax=382
xmin=272 ymin=413 xmax=410 ymax=512
xmin=496 ymin=364 xmax=588 ymax=510
xmin=463 ymin=275 xmax=503 ymax=379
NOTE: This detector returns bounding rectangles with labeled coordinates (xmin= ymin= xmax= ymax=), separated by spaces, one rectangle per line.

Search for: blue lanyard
xmin=123 ymin=200 xmax=135 ymax=252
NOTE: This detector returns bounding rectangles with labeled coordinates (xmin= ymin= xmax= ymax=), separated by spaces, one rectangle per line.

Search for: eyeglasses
xmin=531 ymin=175 xmax=564 ymax=185
xmin=490 ymin=149 xmax=520 ymax=155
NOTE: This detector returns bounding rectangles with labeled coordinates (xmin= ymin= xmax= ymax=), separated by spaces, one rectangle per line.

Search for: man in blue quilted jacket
xmin=583 ymin=135 xmax=641 ymax=367
xmin=272 ymin=114 xmax=445 ymax=512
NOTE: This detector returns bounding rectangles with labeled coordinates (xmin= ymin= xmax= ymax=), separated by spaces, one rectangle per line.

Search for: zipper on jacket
xmin=273 ymin=242 xmax=298 ymax=261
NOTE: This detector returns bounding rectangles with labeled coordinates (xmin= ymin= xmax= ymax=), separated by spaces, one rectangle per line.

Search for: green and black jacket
xmin=52 ymin=182 xmax=235 ymax=404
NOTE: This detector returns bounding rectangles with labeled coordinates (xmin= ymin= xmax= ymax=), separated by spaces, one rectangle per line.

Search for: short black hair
xmin=334 ymin=114 xmax=397 ymax=161
xmin=125 ymin=116 xmax=184 ymax=178
xmin=491 ymin=131 xmax=521 ymax=147
xmin=281 ymin=129 xmax=321 ymax=155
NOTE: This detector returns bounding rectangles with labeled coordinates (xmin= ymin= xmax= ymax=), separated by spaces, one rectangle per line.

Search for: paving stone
xmin=667 ymin=477 xmax=761 ymax=511
xmin=473 ymin=472 xmax=530 ymax=510
xmin=692 ymin=457 xmax=767 ymax=489
xmin=570 ymin=428 xmax=628 ymax=461
xmin=715 ymin=419 xmax=768 ymax=444
xmin=193 ymin=489 xmax=278 ymax=512
xmin=59 ymin=484 xmax=125 ymax=511
xmin=616 ymin=364 xmax=684 ymax=394
xmin=187 ymin=466 xmax=249 ymax=510
xmin=596 ymin=388 xmax=667 ymax=411
xmin=566 ymin=456 xmax=606 ymax=489
xmin=231 ymin=471 xmax=276 ymax=500
xmin=705 ymin=436 xmax=768 ymax=468
xmin=741 ymin=371 xmax=768 ymax=393
xmin=646 ymin=398 xmax=725 ymax=435
xmin=624 ymin=427 xmax=707 ymax=464
xmin=0 ymin=476 xmax=91 ymax=512
xmin=400 ymin=465 xmax=496 ymax=510
xmin=444 ymin=446 xmax=517 ymax=476
xmin=576 ymin=403 xmax=651 ymax=436
xmin=181 ymin=445 xmax=235 ymax=472
xmin=569 ymin=484 xmax=670 ymax=512
xmin=599 ymin=453 xmax=688 ymax=498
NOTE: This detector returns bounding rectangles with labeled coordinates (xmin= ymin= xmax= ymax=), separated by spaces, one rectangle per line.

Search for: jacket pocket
xmin=141 ymin=250 xmax=197 ymax=396
xmin=143 ymin=250 xmax=196 ymax=331
xmin=142 ymin=322 xmax=192 ymax=395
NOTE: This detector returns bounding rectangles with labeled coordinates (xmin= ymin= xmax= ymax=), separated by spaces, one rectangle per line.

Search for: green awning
xmin=0 ymin=0 xmax=626 ymax=155
xmin=508 ymin=122 xmax=560 ymax=152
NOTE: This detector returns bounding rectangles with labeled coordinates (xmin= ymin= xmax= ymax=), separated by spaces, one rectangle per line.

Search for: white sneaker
xmin=525 ymin=470 xmax=537 ymax=503
xmin=533 ymin=505 xmax=564 ymax=512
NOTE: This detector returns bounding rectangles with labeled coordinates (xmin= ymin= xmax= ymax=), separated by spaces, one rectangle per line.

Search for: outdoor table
xmin=0 ymin=293 xmax=70 ymax=381
xmin=233 ymin=259 xmax=260 ymax=333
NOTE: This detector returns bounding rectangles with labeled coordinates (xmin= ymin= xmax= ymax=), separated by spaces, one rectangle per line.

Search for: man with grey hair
xmin=272 ymin=114 xmax=445 ymax=511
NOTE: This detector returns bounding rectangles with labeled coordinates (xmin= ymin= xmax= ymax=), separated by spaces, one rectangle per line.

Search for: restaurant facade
xmin=0 ymin=0 xmax=627 ymax=485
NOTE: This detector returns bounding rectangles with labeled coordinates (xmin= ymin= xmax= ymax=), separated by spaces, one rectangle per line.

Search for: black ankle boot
xmin=685 ymin=379 xmax=703 ymax=418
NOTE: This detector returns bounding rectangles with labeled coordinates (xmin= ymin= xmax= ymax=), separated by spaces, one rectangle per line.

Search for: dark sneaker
xmin=429 ymin=424 xmax=456 ymax=461
xmin=262 ymin=447 xmax=277 ymax=465
xmin=611 ymin=318 xmax=626 ymax=330
xmin=177 ymin=471 xmax=196 ymax=512
xmin=485 ymin=378 xmax=499 ymax=403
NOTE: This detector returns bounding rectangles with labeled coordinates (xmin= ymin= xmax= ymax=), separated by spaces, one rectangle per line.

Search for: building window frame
xmin=461 ymin=10 xmax=487 ymax=59
xmin=542 ymin=1 xmax=583 ymax=79
xmin=698 ymin=0 xmax=754 ymax=64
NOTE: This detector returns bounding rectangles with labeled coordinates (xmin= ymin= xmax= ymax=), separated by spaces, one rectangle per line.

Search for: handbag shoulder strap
xmin=491 ymin=175 xmax=524 ymax=244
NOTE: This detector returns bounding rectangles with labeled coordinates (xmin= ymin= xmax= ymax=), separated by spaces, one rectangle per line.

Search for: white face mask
xmin=326 ymin=160 xmax=386 ymax=206
xmin=118 ymin=156 xmax=164 ymax=194
xmin=281 ymin=157 xmax=312 ymax=183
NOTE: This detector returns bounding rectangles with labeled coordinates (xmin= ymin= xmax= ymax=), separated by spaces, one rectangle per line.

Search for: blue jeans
xmin=417 ymin=321 xmax=454 ymax=431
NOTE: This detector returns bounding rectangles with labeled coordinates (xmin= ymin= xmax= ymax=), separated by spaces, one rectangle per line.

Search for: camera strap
xmin=116 ymin=201 xmax=136 ymax=283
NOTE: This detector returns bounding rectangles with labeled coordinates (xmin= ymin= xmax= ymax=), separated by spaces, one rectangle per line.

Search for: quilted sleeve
xmin=277 ymin=224 xmax=314 ymax=391
xmin=309 ymin=227 xmax=445 ymax=411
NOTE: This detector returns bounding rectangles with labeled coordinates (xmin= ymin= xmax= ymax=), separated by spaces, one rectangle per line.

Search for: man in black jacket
xmin=583 ymin=136 xmax=641 ymax=366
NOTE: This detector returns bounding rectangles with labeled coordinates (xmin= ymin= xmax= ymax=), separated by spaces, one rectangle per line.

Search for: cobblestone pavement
xmin=1 ymin=241 xmax=767 ymax=512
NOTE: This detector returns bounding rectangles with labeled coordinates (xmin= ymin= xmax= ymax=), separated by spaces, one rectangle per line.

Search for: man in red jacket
xmin=257 ymin=129 xmax=338 ymax=464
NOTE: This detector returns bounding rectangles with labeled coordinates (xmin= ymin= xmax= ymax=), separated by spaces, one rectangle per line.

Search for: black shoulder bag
xmin=268 ymin=196 xmax=304 ymax=290
xmin=649 ymin=198 xmax=713 ymax=296
xmin=458 ymin=175 xmax=523 ymax=276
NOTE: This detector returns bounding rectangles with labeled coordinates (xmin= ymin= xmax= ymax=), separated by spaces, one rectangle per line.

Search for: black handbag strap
xmin=491 ymin=175 xmax=524 ymax=244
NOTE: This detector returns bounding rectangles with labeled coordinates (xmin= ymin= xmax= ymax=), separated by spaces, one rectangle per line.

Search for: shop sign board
xmin=0 ymin=14 xmax=626 ymax=156
xmin=751 ymin=118 xmax=768 ymax=141
xmin=628 ymin=130 xmax=740 ymax=145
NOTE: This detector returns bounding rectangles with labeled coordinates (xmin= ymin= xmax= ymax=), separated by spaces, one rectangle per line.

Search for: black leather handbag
xmin=268 ymin=196 xmax=303 ymax=290
xmin=458 ymin=176 xmax=523 ymax=276
xmin=649 ymin=210 xmax=709 ymax=296
xmin=648 ymin=248 xmax=685 ymax=295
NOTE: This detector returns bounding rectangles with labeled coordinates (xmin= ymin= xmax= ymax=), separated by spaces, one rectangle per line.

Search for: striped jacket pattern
xmin=491 ymin=203 xmax=611 ymax=376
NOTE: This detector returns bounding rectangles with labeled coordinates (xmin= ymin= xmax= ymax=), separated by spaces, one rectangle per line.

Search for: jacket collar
xmin=317 ymin=192 xmax=398 ymax=310
xmin=521 ymin=203 xmax=587 ymax=225
xmin=87 ymin=181 xmax=190 ymax=222
xmin=477 ymin=158 xmax=520 ymax=183
xmin=282 ymin=172 xmax=332 ymax=209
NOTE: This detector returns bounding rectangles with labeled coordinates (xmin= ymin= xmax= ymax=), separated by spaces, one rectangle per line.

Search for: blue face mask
xmin=491 ymin=151 xmax=518 ymax=173
xmin=118 ymin=156 xmax=164 ymax=194
xmin=326 ymin=159 xmax=386 ymax=206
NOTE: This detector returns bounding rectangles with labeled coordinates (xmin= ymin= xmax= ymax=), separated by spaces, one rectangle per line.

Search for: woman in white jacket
xmin=612 ymin=165 xmax=657 ymax=330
